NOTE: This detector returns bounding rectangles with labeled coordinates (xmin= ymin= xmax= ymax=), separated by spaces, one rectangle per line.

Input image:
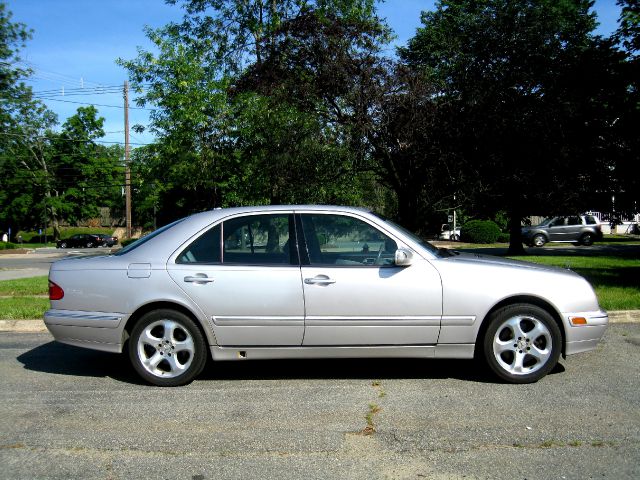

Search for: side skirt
xmin=209 ymin=344 xmax=475 ymax=361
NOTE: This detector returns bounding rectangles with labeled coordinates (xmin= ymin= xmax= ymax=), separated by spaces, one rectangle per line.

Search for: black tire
xmin=451 ymin=234 xmax=460 ymax=241
xmin=128 ymin=309 xmax=207 ymax=387
xmin=86 ymin=242 xmax=94 ymax=248
xmin=580 ymin=233 xmax=594 ymax=246
xmin=532 ymin=234 xmax=546 ymax=247
xmin=482 ymin=304 xmax=561 ymax=384
xmin=59 ymin=242 xmax=67 ymax=249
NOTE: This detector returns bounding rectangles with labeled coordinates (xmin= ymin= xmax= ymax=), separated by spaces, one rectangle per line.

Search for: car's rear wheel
xmin=451 ymin=234 xmax=460 ymax=241
xmin=531 ymin=234 xmax=546 ymax=247
xmin=482 ymin=304 xmax=561 ymax=383
xmin=580 ymin=233 xmax=594 ymax=246
xmin=129 ymin=309 xmax=207 ymax=387
xmin=59 ymin=241 xmax=67 ymax=248
xmin=86 ymin=242 xmax=94 ymax=248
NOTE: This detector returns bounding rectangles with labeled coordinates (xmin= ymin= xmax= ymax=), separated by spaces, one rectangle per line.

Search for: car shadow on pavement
xmin=16 ymin=341 xmax=566 ymax=385
xmin=200 ymin=356 xmax=565 ymax=384
xmin=16 ymin=341 xmax=146 ymax=385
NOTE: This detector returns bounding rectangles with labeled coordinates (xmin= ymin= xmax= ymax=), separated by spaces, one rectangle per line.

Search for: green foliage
xmin=496 ymin=232 xmax=510 ymax=243
xmin=118 ymin=0 xmax=393 ymax=226
xmin=0 ymin=276 xmax=47 ymax=296
xmin=17 ymin=226 xmax=115 ymax=243
xmin=461 ymin=220 xmax=501 ymax=244
xmin=0 ymin=242 xmax=17 ymax=250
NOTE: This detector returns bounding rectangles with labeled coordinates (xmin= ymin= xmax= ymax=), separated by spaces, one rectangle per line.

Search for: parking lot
xmin=1 ymin=324 xmax=638 ymax=479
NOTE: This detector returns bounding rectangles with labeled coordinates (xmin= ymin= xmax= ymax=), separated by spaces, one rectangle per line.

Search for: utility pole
xmin=124 ymin=80 xmax=132 ymax=239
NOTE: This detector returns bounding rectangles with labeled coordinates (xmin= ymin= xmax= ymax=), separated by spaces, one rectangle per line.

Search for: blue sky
xmin=6 ymin=0 xmax=623 ymax=146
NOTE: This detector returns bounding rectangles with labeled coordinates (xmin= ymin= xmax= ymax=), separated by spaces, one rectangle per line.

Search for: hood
xmin=441 ymin=251 xmax=580 ymax=276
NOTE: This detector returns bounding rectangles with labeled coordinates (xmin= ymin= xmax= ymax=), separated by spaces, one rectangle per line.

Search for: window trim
xmin=296 ymin=212 xmax=399 ymax=268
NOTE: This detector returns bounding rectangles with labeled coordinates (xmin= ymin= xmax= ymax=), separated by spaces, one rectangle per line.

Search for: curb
xmin=1 ymin=311 xmax=639 ymax=333
xmin=0 ymin=320 xmax=48 ymax=332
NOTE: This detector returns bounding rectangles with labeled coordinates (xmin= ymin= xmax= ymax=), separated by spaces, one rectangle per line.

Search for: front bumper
xmin=44 ymin=309 xmax=128 ymax=353
xmin=564 ymin=309 xmax=608 ymax=356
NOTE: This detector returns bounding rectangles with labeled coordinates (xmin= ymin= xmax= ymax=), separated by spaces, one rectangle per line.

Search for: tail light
xmin=49 ymin=281 xmax=64 ymax=300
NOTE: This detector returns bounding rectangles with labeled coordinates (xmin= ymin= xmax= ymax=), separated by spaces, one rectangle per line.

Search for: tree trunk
xmin=507 ymin=209 xmax=526 ymax=255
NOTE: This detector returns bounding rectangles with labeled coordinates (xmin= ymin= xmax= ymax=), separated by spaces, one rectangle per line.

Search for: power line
xmin=0 ymin=131 xmax=152 ymax=146
xmin=32 ymin=97 xmax=154 ymax=110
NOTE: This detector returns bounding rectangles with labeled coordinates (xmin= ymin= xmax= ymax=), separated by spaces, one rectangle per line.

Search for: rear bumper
xmin=44 ymin=309 xmax=127 ymax=353
xmin=564 ymin=309 xmax=608 ymax=356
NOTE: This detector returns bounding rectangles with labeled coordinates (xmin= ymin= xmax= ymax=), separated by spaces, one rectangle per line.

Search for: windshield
xmin=114 ymin=219 xmax=184 ymax=256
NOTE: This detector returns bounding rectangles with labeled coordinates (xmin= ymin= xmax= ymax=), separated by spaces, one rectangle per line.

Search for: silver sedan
xmin=44 ymin=206 xmax=608 ymax=386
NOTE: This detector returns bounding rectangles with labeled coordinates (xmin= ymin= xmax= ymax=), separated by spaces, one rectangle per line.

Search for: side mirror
xmin=394 ymin=248 xmax=414 ymax=267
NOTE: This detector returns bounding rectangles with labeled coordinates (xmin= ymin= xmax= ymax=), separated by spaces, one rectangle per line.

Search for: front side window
xmin=300 ymin=214 xmax=397 ymax=266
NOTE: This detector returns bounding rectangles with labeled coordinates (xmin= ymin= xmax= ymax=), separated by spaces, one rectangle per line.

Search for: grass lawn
xmin=0 ymin=297 xmax=49 ymax=320
xmin=0 ymin=276 xmax=48 ymax=320
xmin=0 ymin=276 xmax=48 ymax=296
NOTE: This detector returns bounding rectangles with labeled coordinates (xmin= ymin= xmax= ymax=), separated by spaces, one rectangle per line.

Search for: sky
xmin=6 ymin=0 xmax=623 ymax=147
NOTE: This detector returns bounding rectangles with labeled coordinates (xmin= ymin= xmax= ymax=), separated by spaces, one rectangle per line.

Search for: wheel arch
xmin=121 ymin=301 xmax=216 ymax=353
xmin=476 ymin=295 xmax=566 ymax=357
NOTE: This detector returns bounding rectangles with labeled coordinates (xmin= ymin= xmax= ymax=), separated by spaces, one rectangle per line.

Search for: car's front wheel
xmin=58 ymin=242 xmax=67 ymax=248
xmin=482 ymin=304 xmax=561 ymax=383
xmin=129 ymin=309 xmax=207 ymax=387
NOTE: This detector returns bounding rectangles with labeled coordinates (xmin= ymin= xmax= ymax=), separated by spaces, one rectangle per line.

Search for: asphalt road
xmin=1 ymin=325 xmax=638 ymax=480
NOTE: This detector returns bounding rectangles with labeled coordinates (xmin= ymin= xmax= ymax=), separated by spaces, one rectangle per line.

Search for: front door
xmin=167 ymin=213 xmax=305 ymax=346
xmin=298 ymin=213 xmax=442 ymax=346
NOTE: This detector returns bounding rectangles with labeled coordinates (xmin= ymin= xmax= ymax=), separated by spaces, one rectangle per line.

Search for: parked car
xmin=521 ymin=215 xmax=603 ymax=247
xmin=95 ymin=233 xmax=118 ymax=247
xmin=438 ymin=223 xmax=461 ymax=241
xmin=56 ymin=233 xmax=104 ymax=249
xmin=45 ymin=206 xmax=608 ymax=386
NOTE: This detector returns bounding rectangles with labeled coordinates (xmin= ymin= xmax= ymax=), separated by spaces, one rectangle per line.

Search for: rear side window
xmin=222 ymin=214 xmax=296 ymax=265
xmin=176 ymin=214 xmax=297 ymax=265
xmin=585 ymin=216 xmax=598 ymax=225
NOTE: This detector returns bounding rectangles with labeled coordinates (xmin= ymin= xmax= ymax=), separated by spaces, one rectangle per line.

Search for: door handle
xmin=184 ymin=275 xmax=214 ymax=284
xmin=304 ymin=276 xmax=336 ymax=286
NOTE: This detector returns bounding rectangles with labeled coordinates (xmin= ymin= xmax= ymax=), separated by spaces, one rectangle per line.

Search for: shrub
xmin=120 ymin=238 xmax=138 ymax=248
xmin=461 ymin=220 xmax=501 ymax=244
xmin=0 ymin=242 xmax=17 ymax=250
xmin=497 ymin=232 xmax=511 ymax=243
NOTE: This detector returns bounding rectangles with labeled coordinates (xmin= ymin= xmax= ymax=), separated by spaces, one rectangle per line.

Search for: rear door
xmin=167 ymin=212 xmax=305 ymax=346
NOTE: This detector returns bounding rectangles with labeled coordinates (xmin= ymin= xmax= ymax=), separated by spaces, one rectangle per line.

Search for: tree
xmin=400 ymin=0 xmax=628 ymax=253
xmin=0 ymin=2 xmax=62 ymax=237
xmin=119 ymin=0 xmax=392 ymax=221
xmin=49 ymin=106 xmax=123 ymax=227
xmin=616 ymin=0 xmax=639 ymax=55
